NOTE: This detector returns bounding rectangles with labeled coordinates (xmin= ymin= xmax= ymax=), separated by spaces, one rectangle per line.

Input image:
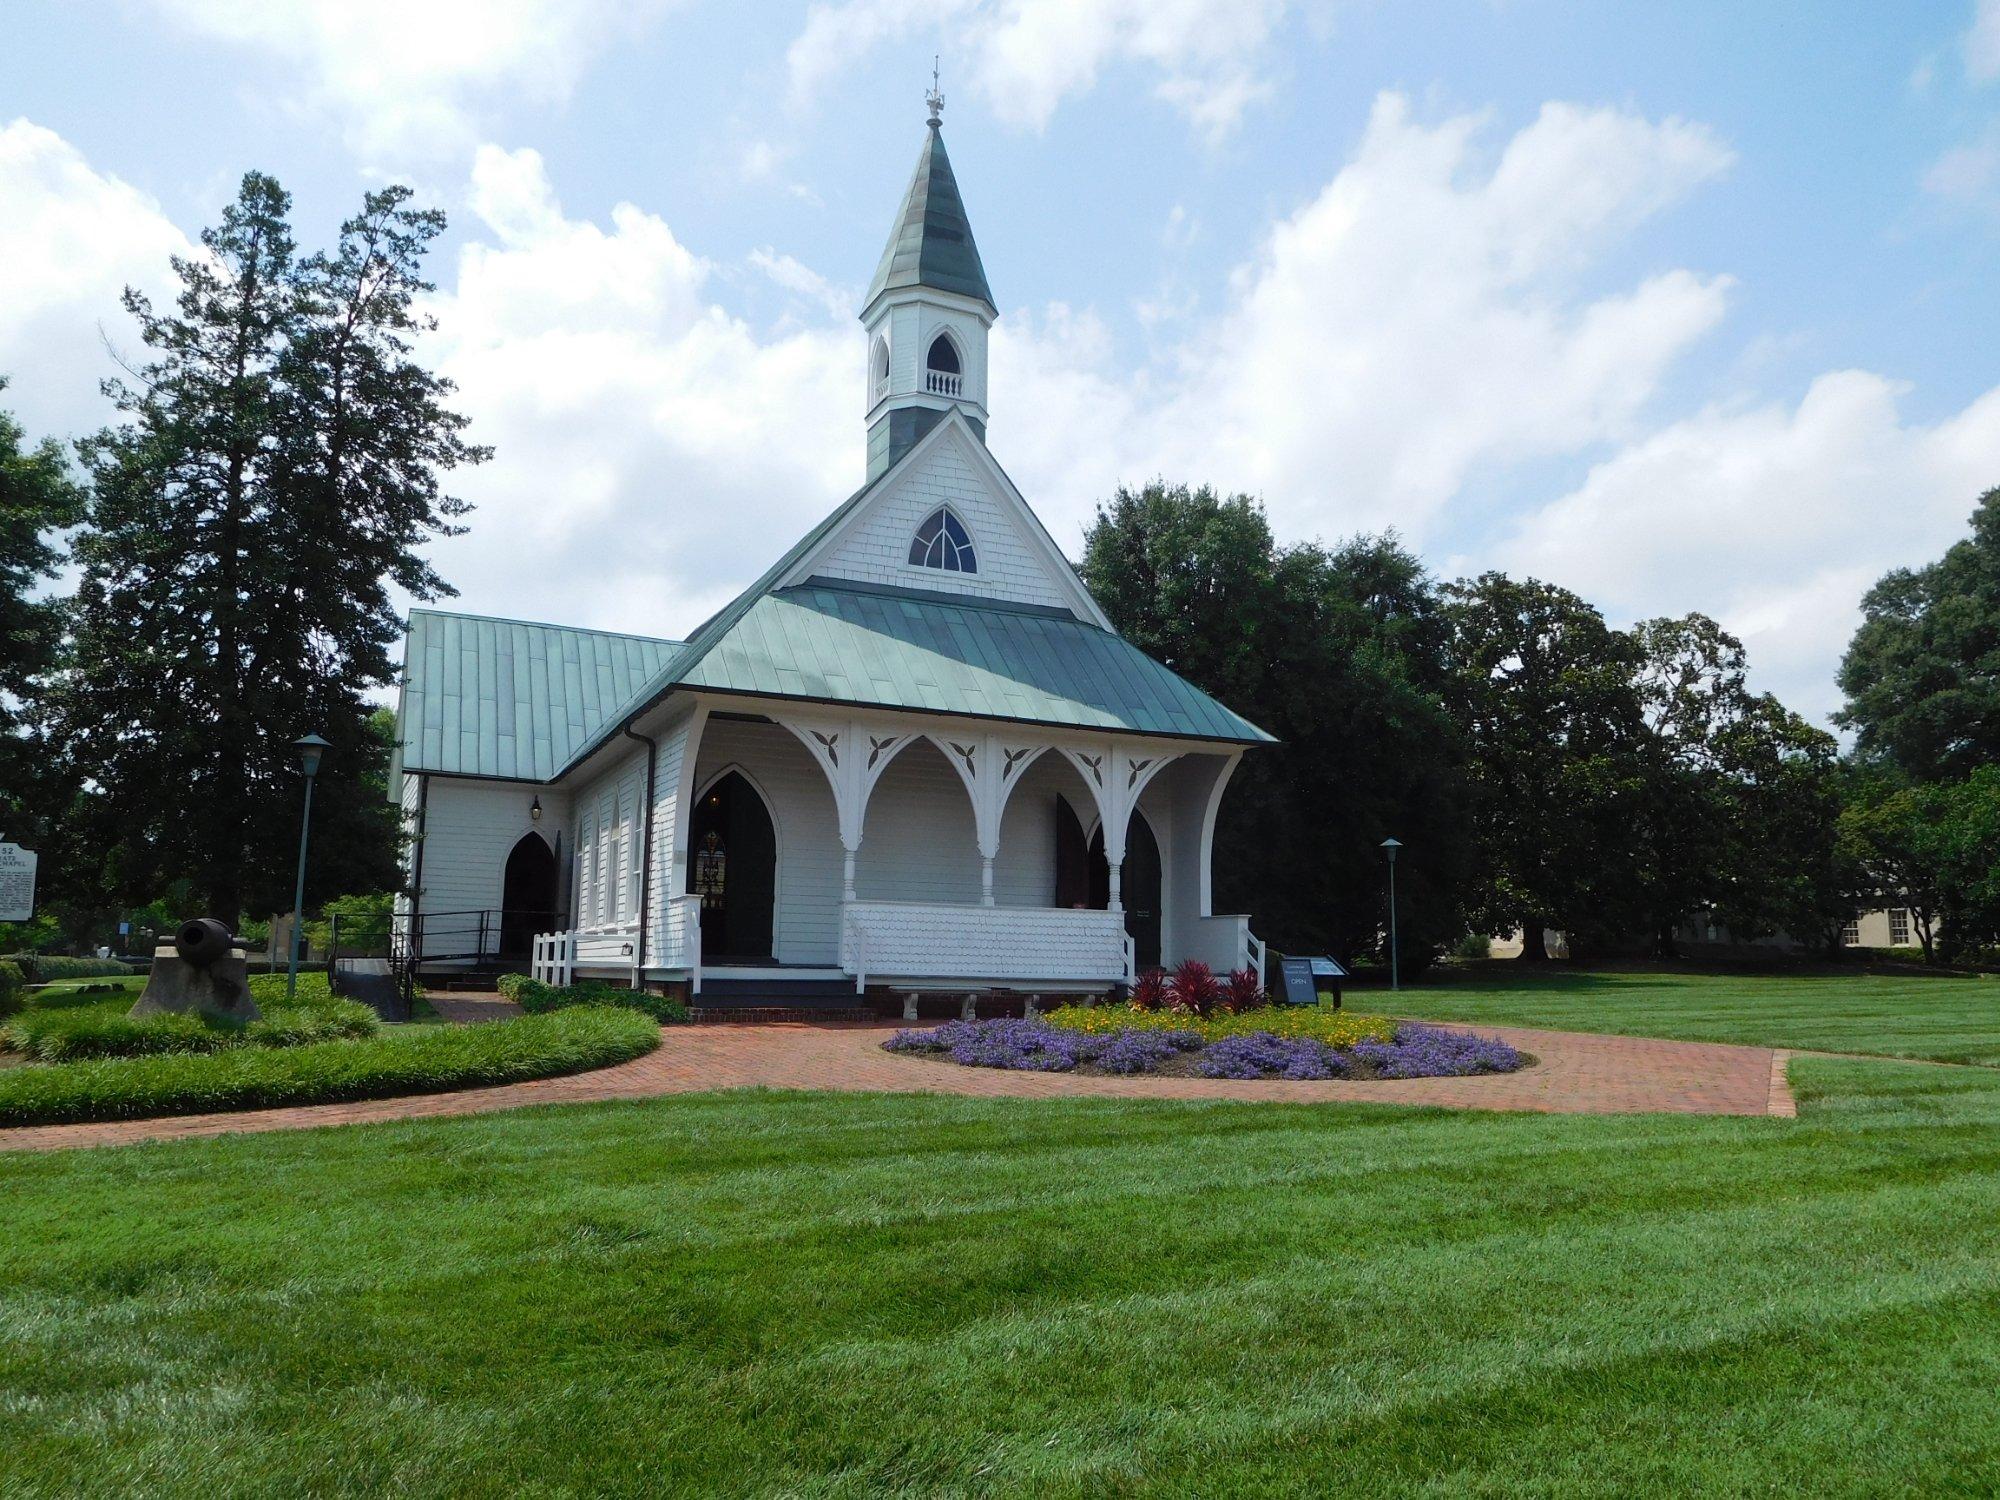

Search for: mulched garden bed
xmin=883 ymin=1016 xmax=1527 ymax=1081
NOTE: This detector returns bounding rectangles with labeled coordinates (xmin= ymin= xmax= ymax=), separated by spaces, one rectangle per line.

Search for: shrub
xmin=243 ymin=1000 xmax=379 ymax=1049
xmin=1 ymin=954 xmax=135 ymax=983
xmin=1047 ymin=1003 xmax=1396 ymax=1049
xmin=247 ymin=971 xmax=336 ymax=1006
xmin=1166 ymin=960 xmax=1223 ymax=1016
xmin=0 ymin=1007 xmax=661 ymax=1126
xmin=0 ymin=960 xmax=23 ymax=1019
xmin=6 ymin=1005 xmax=237 ymax=1063
xmin=1452 ymin=933 xmax=1493 ymax=962
xmin=4 ymin=990 xmax=379 ymax=1063
xmin=497 ymin=973 xmax=687 ymax=1024
xmin=1219 ymin=968 xmax=1264 ymax=1014
xmin=1127 ymin=968 xmax=1169 ymax=1011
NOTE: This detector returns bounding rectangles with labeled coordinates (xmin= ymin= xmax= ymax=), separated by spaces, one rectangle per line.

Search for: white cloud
xmin=0 ymin=119 xmax=193 ymax=442
xmin=145 ymin=0 xmax=670 ymax=159
xmin=987 ymin=95 xmax=1737 ymax=548
xmin=1491 ymin=373 xmax=2000 ymax=722
xmin=1969 ymin=0 xmax=2000 ymax=80
xmin=421 ymin=146 xmax=859 ymax=641
xmin=787 ymin=0 xmax=1289 ymax=136
xmin=1924 ymin=124 xmax=2000 ymax=208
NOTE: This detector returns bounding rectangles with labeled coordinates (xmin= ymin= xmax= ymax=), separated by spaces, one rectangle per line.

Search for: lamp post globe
xmin=1380 ymin=838 xmax=1403 ymax=992
xmin=287 ymin=735 xmax=332 ymax=1000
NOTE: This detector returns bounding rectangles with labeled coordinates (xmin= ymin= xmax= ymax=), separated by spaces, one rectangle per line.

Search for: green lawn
xmin=1388 ymin=964 xmax=2000 ymax=1064
xmin=5 ymin=1058 xmax=2000 ymax=1494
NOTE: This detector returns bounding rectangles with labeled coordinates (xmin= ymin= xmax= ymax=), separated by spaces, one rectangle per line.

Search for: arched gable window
xmin=908 ymin=505 xmax=977 ymax=573
xmin=924 ymin=332 xmax=962 ymax=396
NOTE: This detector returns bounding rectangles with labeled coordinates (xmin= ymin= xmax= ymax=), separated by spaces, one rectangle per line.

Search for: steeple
xmin=860 ymin=74 xmax=997 ymax=479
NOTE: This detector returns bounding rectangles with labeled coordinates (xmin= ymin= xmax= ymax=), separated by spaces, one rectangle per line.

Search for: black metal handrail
xmin=387 ymin=908 xmax=568 ymax=977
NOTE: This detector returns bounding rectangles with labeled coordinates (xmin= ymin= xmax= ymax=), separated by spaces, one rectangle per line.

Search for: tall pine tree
xmin=59 ymin=174 xmax=483 ymax=923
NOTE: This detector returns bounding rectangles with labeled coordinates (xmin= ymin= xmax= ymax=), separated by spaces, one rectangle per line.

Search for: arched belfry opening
xmin=688 ymin=771 xmax=777 ymax=962
xmin=870 ymin=335 xmax=890 ymax=402
xmin=924 ymin=333 xmax=961 ymax=395
xmin=499 ymin=833 xmax=558 ymax=958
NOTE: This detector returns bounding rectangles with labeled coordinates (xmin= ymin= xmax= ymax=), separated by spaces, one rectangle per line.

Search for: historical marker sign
xmin=0 ymin=843 xmax=37 ymax=923
xmin=1278 ymin=953 xmax=1348 ymax=1006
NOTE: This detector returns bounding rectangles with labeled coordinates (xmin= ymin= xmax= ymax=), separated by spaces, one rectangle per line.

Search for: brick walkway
xmin=0 ymin=1019 xmax=1790 ymax=1153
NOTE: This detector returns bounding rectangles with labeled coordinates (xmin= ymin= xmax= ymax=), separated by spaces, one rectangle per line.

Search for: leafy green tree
xmin=1445 ymin=574 xmax=1647 ymax=959
xmin=0 ymin=379 xmax=85 ymax=849
xmin=1080 ymin=483 xmax=1476 ymax=969
xmin=1838 ymin=489 xmax=2000 ymax=780
xmin=1626 ymin=615 xmax=1846 ymax=953
xmin=1841 ymin=767 xmax=2000 ymax=963
xmin=56 ymin=175 xmax=481 ymax=924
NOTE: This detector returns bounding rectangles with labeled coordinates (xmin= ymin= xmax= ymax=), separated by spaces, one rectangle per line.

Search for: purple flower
xmin=1194 ymin=1032 xmax=1349 ymax=1080
xmin=1351 ymin=1024 xmax=1522 ymax=1078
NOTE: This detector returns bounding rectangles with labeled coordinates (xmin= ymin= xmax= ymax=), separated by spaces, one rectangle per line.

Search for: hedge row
xmin=4 ymin=994 xmax=377 ymax=1064
xmin=496 ymin=973 xmax=689 ymax=1024
xmin=0 ymin=1007 xmax=662 ymax=1127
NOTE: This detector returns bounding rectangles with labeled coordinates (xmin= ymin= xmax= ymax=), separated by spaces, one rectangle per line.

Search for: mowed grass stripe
xmin=4 ymin=1056 xmax=2000 ymax=1492
xmin=1391 ymin=965 xmax=2000 ymax=1062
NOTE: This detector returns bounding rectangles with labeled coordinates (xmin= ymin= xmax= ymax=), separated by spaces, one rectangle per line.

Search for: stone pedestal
xmin=130 ymin=944 xmax=261 ymax=1024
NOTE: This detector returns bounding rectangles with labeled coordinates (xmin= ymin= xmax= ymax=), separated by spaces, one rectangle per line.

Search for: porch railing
xmin=842 ymin=900 xmax=1131 ymax=993
xmin=1192 ymin=913 xmax=1266 ymax=989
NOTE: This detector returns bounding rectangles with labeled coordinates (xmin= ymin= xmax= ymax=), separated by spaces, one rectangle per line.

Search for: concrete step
xmin=696 ymin=977 xmax=859 ymax=1002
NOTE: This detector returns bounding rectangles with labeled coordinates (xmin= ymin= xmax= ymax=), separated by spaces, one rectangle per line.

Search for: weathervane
xmin=926 ymin=55 xmax=944 ymax=128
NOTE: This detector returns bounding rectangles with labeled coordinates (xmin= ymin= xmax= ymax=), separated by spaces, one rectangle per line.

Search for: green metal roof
xmin=863 ymin=124 xmax=996 ymax=315
xmin=673 ymin=579 xmax=1274 ymax=743
xmin=398 ymin=610 xmax=682 ymax=780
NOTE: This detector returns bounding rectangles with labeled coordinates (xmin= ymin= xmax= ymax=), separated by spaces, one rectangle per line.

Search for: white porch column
xmin=1107 ymin=860 xmax=1123 ymax=913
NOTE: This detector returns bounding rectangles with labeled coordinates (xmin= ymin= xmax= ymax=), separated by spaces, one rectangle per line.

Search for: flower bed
xmin=883 ymin=1015 xmax=1523 ymax=1081
xmin=1045 ymin=1003 xmax=1395 ymax=1048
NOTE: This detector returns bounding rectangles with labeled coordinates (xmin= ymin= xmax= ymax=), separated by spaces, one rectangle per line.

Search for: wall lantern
xmin=530 ymin=794 xmax=542 ymax=823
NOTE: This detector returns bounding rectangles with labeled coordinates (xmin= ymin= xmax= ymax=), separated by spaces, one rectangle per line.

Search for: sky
xmin=4 ymin=0 xmax=2000 ymax=728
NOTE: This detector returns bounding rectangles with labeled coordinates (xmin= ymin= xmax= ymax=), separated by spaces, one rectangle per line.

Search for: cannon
xmin=129 ymin=916 xmax=261 ymax=1023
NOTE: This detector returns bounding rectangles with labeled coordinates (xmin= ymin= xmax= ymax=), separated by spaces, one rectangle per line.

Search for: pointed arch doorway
xmin=1053 ymin=794 xmax=1162 ymax=972
xmin=689 ymin=770 xmax=778 ymax=963
xmin=500 ymin=833 xmax=558 ymax=958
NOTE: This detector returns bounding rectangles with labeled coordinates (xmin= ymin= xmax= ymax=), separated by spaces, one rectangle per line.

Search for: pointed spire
xmin=861 ymin=78 xmax=995 ymax=319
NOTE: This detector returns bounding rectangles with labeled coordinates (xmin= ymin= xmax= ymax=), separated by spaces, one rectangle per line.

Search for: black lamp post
xmin=1380 ymin=837 xmax=1402 ymax=992
xmin=287 ymin=734 xmax=331 ymax=1001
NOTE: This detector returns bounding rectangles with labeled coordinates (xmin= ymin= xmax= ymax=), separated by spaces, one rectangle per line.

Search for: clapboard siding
xmin=811 ymin=436 xmax=1071 ymax=611
xmin=414 ymin=778 xmax=568 ymax=958
xmin=569 ymin=748 xmax=646 ymax=932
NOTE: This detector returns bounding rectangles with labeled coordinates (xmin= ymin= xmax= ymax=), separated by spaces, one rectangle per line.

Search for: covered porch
xmin=535 ymin=697 xmax=1265 ymax=998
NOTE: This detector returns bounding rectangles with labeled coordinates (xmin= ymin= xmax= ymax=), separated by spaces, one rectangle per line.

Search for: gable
xmin=782 ymin=416 xmax=1106 ymax=624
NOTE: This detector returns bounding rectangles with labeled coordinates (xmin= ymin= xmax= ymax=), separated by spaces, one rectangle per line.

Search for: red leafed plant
xmin=1167 ymin=959 xmax=1224 ymax=1017
xmin=1220 ymin=967 xmax=1265 ymax=1014
xmin=1129 ymin=968 xmax=1170 ymax=1011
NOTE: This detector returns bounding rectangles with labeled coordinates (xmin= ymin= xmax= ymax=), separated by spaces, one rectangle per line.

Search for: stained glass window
xmin=908 ymin=506 xmax=977 ymax=572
